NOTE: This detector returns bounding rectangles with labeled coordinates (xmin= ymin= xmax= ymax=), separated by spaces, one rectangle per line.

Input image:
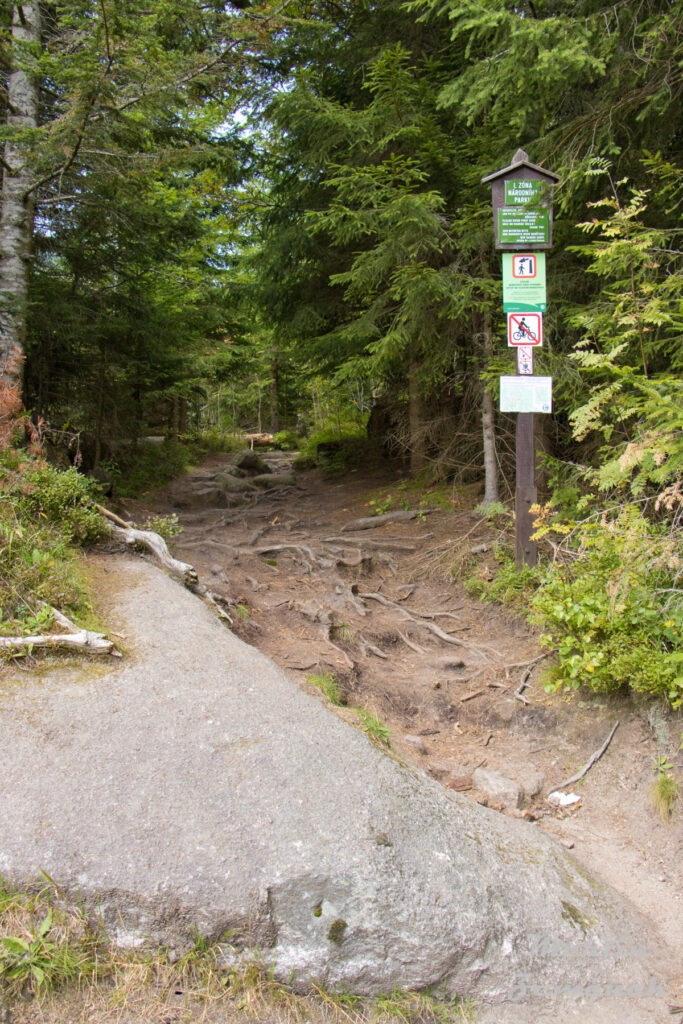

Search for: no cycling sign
xmin=507 ymin=311 xmax=543 ymax=346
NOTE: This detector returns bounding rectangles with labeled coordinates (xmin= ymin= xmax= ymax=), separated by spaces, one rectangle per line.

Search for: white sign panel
xmin=500 ymin=375 xmax=552 ymax=414
xmin=507 ymin=311 xmax=543 ymax=346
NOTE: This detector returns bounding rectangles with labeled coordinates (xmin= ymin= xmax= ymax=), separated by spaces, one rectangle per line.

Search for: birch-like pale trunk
xmin=0 ymin=2 xmax=41 ymax=386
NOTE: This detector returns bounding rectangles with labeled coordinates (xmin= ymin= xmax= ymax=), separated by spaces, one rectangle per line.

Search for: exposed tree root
xmin=358 ymin=591 xmax=498 ymax=660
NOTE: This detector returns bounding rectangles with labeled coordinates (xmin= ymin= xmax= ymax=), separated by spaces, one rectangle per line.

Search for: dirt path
xmin=125 ymin=450 xmax=683 ymax=992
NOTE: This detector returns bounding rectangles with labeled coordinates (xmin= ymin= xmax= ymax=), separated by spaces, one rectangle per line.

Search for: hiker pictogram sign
xmin=507 ymin=311 xmax=543 ymax=347
xmin=512 ymin=254 xmax=537 ymax=278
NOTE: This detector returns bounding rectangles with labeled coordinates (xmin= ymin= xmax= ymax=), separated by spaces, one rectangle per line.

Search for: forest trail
xmin=127 ymin=450 xmax=683 ymax=980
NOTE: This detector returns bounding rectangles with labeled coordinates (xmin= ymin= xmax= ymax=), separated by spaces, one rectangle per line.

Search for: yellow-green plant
xmin=651 ymin=757 xmax=679 ymax=821
xmin=355 ymin=708 xmax=391 ymax=747
xmin=307 ymin=673 xmax=345 ymax=706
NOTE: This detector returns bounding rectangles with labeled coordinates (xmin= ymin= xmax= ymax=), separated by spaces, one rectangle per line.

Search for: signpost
xmin=482 ymin=149 xmax=559 ymax=567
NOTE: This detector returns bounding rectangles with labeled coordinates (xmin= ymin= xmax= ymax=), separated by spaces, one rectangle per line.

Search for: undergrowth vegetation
xmin=0 ymin=449 xmax=105 ymax=639
xmin=0 ymin=881 xmax=473 ymax=1024
xmin=466 ymin=503 xmax=682 ymax=708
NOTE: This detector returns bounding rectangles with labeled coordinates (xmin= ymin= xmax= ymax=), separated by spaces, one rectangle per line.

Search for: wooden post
xmin=515 ymin=413 xmax=537 ymax=567
xmin=481 ymin=149 xmax=557 ymax=567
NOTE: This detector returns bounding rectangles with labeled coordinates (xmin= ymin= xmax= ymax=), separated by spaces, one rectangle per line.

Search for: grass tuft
xmin=354 ymin=708 xmax=391 ymax=748
xmin=307 ymin=673 xmax=346 ymax=707
xmin=651 ymin=759 xmax=679 ymax=821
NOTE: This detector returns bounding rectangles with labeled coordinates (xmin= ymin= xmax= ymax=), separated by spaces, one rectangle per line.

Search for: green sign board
xmin=498 ymin=207 xmax=549 ymax=245
xmin=502 ymin=252 xmax=547 ymax=312
xmin=504 ymin=180 xmax=544 ymax=206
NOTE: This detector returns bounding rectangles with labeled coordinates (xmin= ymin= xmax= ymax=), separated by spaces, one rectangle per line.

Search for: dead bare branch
xmin=551 ymin=722 xmax=620 ymax=792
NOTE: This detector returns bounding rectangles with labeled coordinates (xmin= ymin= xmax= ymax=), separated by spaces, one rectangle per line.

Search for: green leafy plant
xmin=368 ymin=494 xmax=392 ymax=516
xmin=0 ymin=458 xmax=98 ymax=640
xmin=19 ymin=463 xmax=105 ymax=546
xmin=0 ymin=899 xmax=100 ymax=996
xmin=271 ymin=429 xmax=300 ymax=451
xmin=465 ymin=548 xmax=543 ymax=608
xmin=307 ymin=672 xmax=345 ymax=706
xmin=142 ymin=513 xmax=182 ymax=540
xmin=354 ymin=708 xmax=391 ymax=747
xmin=532 ymin=506 xmax=682 ymax=705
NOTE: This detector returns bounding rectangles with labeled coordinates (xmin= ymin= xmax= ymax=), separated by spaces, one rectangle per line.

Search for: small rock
xmin=488 ymin=699 xmax=517 ymax=726
xmin=561 ymin=839 xmax=575 ymax=850
xmin=403 ymin=735 xmax=428 ymax=755
xmin=517 ymin=767 xmax=546 ymax=800
xmin=232 ymin=450 xmax=271 ymax=473
xmin=435 ymin=656 xmax=467 ymax=670
xmin=472 ymin=768 xmax=524 ymax=809
xmin=447 ymin=775 xmax=472 ymax=792
xmin=252 ymin=472 xmax=296 ymax=489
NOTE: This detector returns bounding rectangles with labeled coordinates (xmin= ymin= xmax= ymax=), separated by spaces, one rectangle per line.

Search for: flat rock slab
xmin=0 ymin=558 xmax=672 ymax=1021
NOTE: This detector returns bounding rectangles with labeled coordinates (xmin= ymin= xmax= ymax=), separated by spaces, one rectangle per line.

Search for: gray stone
xmin=167 ymin=482 xmax=228 ymax=508
xmin=402 ymin=734 xmax=428 ymax=755
xmin=472 ymin=767 xmax=524 ymax=808
xmin=232 ymin=450 xmax=271 ymax=473
xmin=488 ymin=698 xmax=518 ymax=725
xmin=252 ymin=472 xmax=296 ymax=489
xmin=215 ymin=470 xmax=257 ymax=492
xmin=0 ymin=558 xmax=669 ymax=1017
xmin=517 ymin=766 xmax=546 ymax=800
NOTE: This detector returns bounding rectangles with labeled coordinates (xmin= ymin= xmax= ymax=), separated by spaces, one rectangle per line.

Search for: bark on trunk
xmin=408 ymin=361 xmax=428 ymax=475
xmin=0 ymin=2 xmax=41 ymax=385
xmin=481 ymin=387 xmax=499 ymax=505
xmin=480 ymin=310 xmax=499 ymax=505
xmin=270 ymin=358 xmax=280 ymax=433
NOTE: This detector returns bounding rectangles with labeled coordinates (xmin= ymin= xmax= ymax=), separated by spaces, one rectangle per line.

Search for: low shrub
xmin=532 ymin=507 xmax=682 ymax=706
xmin=0 ymin=453 xmax=102 ymax=637
xmin=471 ymin=503 xmax=682 ymax=707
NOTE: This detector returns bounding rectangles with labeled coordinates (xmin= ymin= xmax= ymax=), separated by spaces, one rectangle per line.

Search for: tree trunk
xmin=479 ymin=310 xmax=499 ymax=505
xmin=408 ymin=361 xmax=428 ymax=475
xmin=0 ymin=2 xmax=41 ymax=386
xmin=270 ymin=358 xmax=280 ymax=432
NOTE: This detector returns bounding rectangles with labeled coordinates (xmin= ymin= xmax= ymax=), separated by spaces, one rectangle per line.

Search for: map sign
xmin=499 ymin=376 xmax=552 ymax=414
xmin=502 ymin=252 xmax=546 ymax=311
xmin=507 ymin=311 xmax=543 ymax=346
xmin=498 ymin=207 xmax=549 ymax=245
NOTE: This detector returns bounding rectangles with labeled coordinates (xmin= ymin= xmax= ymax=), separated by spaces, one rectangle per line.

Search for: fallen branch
xmin=109 ymin=523 xmax=198 ymax=587
xmin=551 ymin=722 xmax=620 ymax=792
xmin=460 ymin=688 xmax=486 ymax=703
xmin=0 ymin=605 xmax=113 ymax=656
xmin=0 ymin=632 xmax=113 ymax=654
xmin=324 ymin=536 xmax=420 ymax=552
xmin=341 ymin=510 xmax=419 ymax=532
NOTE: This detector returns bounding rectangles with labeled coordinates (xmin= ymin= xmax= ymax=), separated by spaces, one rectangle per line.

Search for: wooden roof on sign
xmin=481 ymin=148 xmax=560 ymax=185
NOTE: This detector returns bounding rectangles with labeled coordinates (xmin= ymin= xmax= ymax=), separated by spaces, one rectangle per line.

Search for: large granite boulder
xmin=0 ymin=558 xmax=671 ymax=1022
